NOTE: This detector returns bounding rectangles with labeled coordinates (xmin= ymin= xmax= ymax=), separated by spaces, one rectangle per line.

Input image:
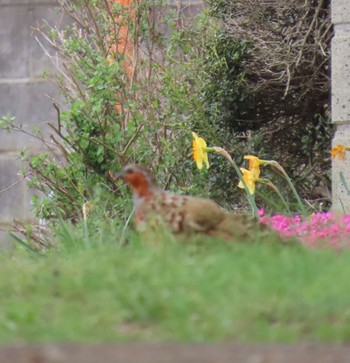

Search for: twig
xmin=0 ymin=175 xmax=27 ymax=194
xmin=295 ymin=0 xmax=324 ymax=67
xmin=52 ymin=100 xmax=61 ymax=135
xmin=122 ymin=124 xmax=143 ymax=155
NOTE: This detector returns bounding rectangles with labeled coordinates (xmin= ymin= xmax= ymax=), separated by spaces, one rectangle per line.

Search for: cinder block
xmin=0 ymin=154 xmax=27 ymax=222
xmin=0 ymin=153 xmax=42 ymax=223
xmin=0 ymin=81 xmax=59 ymax=151
xmin=331 ymin=36 xmax=350 ymax=123
xmin=30 ymin=5 xmax=71 ymax=78
xmin=332 ymin=124 xmax=350 ymax=213
xmin=0 ymin=1 xmax=57 ymax=5
xmin=0 ymin=3 xmax=63 ymax=79
xmin=0 ymin=5 xmax=32 ymax=78
xmin=332 ymin=0 xmax=350 ymax=24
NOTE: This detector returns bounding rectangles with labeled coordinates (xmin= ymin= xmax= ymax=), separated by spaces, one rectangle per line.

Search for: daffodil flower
xmin=244 ymin=155 xmax=278 ymax=176
xmin=237 ymin=167 xmax=274 ymax=196
xmin=190 ymin=133 xmax=259 ymax=217
xmin=244 ymin=155 xmax=263 ymax=178
xmin=331 ymin=144 xmax=350 ymax=161
xmin=244 ymin=155 xmax=288 ymax=178
xmin=238 ymin=163 xmax=282 ymax=196
xmin=192 ymin=132 xmax=210 ymax=169
xmin=237 ymin=167 xmax=292 ymax=212
xmin=242 ymin=155 xmax=307 ymax=216
xmin=238 ymin=168 xmax=257 ymax=195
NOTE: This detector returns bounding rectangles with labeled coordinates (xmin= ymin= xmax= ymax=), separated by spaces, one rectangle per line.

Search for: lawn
xmin=1 ymin=237 xmax=350 ymax=344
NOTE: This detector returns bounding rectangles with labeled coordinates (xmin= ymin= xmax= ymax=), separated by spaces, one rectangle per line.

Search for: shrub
xmin=205 ymin=0 xmax=333 ymax=203
xmin=0 ymin=0 xmax=249 ymax=243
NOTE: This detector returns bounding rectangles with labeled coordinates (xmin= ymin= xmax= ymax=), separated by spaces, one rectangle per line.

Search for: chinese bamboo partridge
xmin=116 ymin=164 xmax=276 ymax=242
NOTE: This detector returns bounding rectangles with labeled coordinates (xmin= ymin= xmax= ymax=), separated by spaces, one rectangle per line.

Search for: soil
xmin=0 ymin=343 xmax=350 ymax=363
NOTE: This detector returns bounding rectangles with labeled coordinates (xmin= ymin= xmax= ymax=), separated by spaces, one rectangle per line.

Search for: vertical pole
xmin=109 ymin=0 xmax=133 ymax=76
xmin=108 ymin=0 xmax=134 ymax=118
xmin=331 ymin=0 xmax=350 ymax=212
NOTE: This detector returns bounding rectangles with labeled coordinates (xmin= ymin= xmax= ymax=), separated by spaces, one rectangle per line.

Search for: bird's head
xmin=115 ymin=164 xmax=159 ymax=198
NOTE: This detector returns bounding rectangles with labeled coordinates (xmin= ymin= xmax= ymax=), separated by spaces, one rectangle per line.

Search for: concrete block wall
xmin=331 ymin=0 xmax=350 ymax=212
xmin=0 ymin=0 xmax=203 ymax=248
xmin=0 ymin=0 xmax=61 ymax=248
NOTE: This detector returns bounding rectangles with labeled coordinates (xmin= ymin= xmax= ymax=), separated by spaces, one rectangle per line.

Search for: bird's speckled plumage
xmin=117 ymin=164 xmax=273 ymax=241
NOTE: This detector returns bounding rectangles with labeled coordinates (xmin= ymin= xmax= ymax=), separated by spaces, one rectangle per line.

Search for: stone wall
xmin=0 ymin=0 xmax=203 ymax=248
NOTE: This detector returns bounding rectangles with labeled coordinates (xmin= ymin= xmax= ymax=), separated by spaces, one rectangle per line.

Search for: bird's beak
xmin=114 ymin=172 xmax=123 ymax=180
xmin=110 ymin=170 xmax=124 ymax=182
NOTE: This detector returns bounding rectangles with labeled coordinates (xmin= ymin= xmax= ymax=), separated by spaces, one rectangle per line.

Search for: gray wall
xmin=331 ymin=0 xmax=350 ymax=212
xmin=0 ymin=0 xmax=60 ymax=247
xmin=0 ymin=0 xmax=202 ymax=248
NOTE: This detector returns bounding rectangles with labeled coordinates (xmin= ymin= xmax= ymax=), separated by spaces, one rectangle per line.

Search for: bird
xmin=115 ymin=164 xmax=281 ymax=242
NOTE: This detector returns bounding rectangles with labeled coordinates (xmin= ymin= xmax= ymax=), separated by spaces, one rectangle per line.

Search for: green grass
xmin=1 ymin=236 xmax=350 ymax=344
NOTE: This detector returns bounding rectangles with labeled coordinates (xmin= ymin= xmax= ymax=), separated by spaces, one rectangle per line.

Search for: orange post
xmin=109 ymin=0 xmax=133 ymax=77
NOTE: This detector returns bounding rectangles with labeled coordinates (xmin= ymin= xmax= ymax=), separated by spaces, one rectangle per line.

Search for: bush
xmin=24 ymin=1 xmax=203 ymax=225
xmin=205 ymin=0 xmax=333 ymax=203
xmin=0 ymin=0 xmax=250 ymax=246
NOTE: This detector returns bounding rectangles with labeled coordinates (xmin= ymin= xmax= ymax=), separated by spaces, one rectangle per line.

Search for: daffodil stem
xmin=258 ymin=179 xmax=291 ymax=214
xmin=272 ymin=186 xmax=292 ymax=215
xmin=276 ymin=164 xmax=307 ymax=217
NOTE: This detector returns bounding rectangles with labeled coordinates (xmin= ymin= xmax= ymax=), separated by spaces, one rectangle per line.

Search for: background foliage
xmin=0 ymin=0 xmax=333 ymax=248
xmin=205 ymin=0 xmax=333 ymax=205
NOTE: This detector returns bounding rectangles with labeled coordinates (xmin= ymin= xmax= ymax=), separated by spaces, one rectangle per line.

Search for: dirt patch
xmin=0 ymin=343 xmax=350 ymax=363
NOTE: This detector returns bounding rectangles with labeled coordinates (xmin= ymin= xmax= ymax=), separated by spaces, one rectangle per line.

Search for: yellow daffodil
xmin=244 ymin=155 xmax=286 ymax=176
xmin=238 ymin=167 xmax=278 ymax=197
xmin=192 ymin=132 xmax=210 ymax=169
xmin=244 ymin=155 xmax=263 ymax=178
xmin=243 ymin=156 xmax=306 ymax=216
xmin=238 ymin=168 xmax=257 ymax=195
xmin=331 ymin=144 xmax=350 ymax=161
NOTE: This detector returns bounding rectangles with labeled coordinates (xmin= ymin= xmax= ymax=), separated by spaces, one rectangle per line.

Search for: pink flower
xmin=258 ymin=209 xmax=265 ymax=217
xmin=262 ymin=211 xmax=350 ymax=249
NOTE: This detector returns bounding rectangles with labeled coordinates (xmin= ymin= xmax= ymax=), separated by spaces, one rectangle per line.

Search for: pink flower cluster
xmin=259 ymin=209 xmax=350 ymax=248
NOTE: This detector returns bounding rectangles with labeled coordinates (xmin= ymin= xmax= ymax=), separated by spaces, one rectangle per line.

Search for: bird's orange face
xmin=118 ymin=166 xmax=154 ymax=198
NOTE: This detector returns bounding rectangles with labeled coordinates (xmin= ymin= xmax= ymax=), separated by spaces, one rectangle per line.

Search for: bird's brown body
xmin=117 ymin=165 xmax=273 ymax=241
